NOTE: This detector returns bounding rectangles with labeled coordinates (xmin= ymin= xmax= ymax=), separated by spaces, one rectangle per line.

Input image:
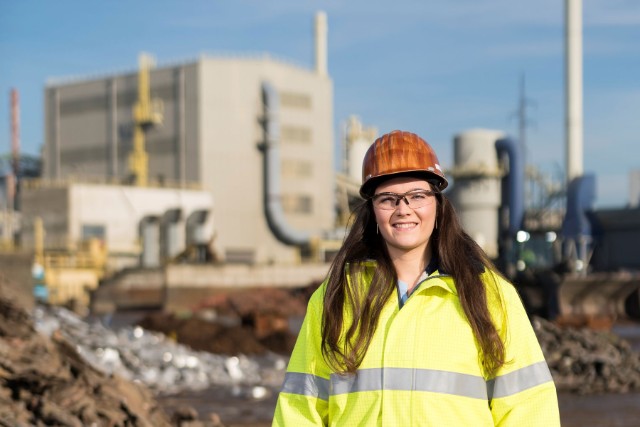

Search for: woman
xmin=273 ymin=130 xmax=560 ymax=426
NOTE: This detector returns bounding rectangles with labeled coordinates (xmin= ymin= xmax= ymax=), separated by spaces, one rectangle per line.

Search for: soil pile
xmin=534 ymin=316 xmax=640 ymax=394
xmin=137 ymin=286 xmax=314 ymax=356
xmin=0 ymin=280 xmax=172 ymax=427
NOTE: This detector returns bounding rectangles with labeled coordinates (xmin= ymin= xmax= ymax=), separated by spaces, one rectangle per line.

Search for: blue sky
xmin=1 ymin=0 xmax=638 ymax=207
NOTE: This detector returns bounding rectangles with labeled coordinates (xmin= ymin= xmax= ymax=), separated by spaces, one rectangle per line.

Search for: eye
xmin=408 ymin=192 xmax=428 ymax=200
xmin=378 ymin=195 xmax=397 ymax=204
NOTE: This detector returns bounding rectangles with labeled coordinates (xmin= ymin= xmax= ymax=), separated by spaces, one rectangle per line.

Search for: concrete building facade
xmin=42 ymin=55 xmax=334 ymax=265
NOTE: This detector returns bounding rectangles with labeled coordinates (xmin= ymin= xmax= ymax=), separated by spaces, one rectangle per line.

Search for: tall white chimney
xmin=314 ymin=11 xmax=328 ymax=76
xmin=565 ymin=0 xmax=583 ymax=182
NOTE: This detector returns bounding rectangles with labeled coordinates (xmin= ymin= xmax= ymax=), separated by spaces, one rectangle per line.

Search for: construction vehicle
xmin=513 ymin=198 xmax=640 ymax=325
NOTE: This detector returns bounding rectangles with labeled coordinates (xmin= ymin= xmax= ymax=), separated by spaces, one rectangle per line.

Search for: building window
xmin=282 ymin=194 xmax=313 ymax=214
xmin=82 ymin=224 xmax=106 ymax=241
xmin=225 ymin=248 xmax=255 ymax=264
xmin=281 ymin=126 xmax=312 ymax=144
xmin=282 ymin=160 xmax=312 ymax=178
xmin=280 ymin=92 xmax=311 ymax=109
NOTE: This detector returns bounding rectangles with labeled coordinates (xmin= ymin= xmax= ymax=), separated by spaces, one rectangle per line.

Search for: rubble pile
xmin=138 ymin=287 xmax=312 ymax=356
xmin=0 ymin=287 xmax=172 ymax=427
xmin=533 ymin=316 xmax=640 ymax=394
xmin=33 ymin=305 xmax=288 ymax=396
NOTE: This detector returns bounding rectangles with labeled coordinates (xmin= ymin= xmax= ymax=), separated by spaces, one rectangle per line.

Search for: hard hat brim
xmin=360 ymin=170 xmax=447 ymax=198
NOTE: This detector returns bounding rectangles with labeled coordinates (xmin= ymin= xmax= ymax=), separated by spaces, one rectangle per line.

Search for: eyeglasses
xmin=371 ymin=189 xmax=437 ymax=210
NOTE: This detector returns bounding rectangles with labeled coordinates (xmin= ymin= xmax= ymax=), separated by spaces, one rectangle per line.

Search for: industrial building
xmin=38 ymin=13 xmax=334 ymax=267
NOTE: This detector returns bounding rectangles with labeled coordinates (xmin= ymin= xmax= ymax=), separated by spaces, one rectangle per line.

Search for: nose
xmin=394 ymin=197 xmax=412 ymax=214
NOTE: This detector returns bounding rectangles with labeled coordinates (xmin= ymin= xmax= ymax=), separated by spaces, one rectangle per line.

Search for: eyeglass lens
xmin=372 ymin=190 xmax=435 ymax=210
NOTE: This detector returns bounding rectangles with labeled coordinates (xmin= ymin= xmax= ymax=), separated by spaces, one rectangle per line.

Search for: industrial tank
xmin=345 ymin=116 xmax=377 ymax=182
xmin=449 ymin=129 xmax=504 ymax=258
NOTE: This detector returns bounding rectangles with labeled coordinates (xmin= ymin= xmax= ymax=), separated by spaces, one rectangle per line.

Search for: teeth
xmin=394 ymin=223 xmax=416 ymax=229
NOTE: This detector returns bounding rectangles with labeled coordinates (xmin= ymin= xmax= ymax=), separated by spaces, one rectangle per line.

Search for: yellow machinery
xmin=128 ymin=53 xmax=163 ymax=186
xmin=33 ymin=217 xmax=107 ymax=312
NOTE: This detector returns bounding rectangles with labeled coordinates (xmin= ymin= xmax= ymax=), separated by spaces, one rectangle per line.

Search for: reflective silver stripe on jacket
xmin=282 ymin=362 xmax=552 ymax=401
xmin=487 ymin=361 xmax=553 ymax=400
xmin=281 ymin=372 xmax=330 ymax=401
xmin=331 ymin=367 xmax=488 ymax=399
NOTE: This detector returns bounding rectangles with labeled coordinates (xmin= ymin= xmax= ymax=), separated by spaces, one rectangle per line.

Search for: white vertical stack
xmin=315 ymin=11 xmax=328 ymax=77
xmin=565 ymin=0 xmax=583 ymax=182
xmin=346 ymin=116 xmax=377 ymax=183
xmin=451 ymin=129 xmax=504 ymax=258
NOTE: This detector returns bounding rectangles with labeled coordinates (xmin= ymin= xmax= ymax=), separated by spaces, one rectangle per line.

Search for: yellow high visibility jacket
xmin=273 ymin=263 xmax=560 ymax=426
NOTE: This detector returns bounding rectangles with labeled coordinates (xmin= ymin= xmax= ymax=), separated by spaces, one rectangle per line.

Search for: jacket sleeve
xmin=272 ymin=285 xmax=331 ymax=426
xmin=487 ymin=274 xmax=561 ymax=427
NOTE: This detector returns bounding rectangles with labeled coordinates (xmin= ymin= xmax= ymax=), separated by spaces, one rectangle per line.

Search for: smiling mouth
xmin=393 ymin=223 xmax=417 ymax=230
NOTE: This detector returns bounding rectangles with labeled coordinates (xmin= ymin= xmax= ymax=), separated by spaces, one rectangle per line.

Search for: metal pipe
xmin=496 ymin=137 xmax=525 ymax=235
xmin=565 ymin=0 xmax=584 ymax=182
xmin=261 ymin=81 xmax=310 ymax=247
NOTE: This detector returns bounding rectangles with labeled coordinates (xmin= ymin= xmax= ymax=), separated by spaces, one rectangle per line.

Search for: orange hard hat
xmin=360 ymin=130 xmax=448 ymax=197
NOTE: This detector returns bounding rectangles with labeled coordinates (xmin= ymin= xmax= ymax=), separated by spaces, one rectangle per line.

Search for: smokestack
xmin=565 ymin=0 xmax=583 ymax=182
xmin=11 ymin=88 xmax=20 ymax=178
xmin=8 ymin=88 xmax=20 ymax=211
xmin=314 ymin=11 xmax=328 ymax=76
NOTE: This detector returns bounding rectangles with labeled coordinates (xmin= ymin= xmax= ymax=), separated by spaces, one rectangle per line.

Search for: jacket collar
xmin=416 ymin=271 xmax=457 ymax=295
xmin=351 ymin=259 xmax=457 ymax=295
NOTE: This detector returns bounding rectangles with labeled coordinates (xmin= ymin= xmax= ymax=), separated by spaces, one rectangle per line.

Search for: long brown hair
xmin=321 ymin=186 xmax=506 ymax=377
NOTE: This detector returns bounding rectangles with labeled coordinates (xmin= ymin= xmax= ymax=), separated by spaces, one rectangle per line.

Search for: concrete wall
xmin=90 ymin=263 xmax=330 ymax=314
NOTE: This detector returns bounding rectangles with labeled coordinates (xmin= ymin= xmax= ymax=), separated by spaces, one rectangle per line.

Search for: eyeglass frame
xmin=369 ymin=189 xmax=439 ymax=211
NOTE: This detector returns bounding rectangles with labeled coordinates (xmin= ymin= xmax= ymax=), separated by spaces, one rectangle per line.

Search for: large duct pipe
xmin=139 ymin=215 xmax=160 ymax=268
xmin=565 ymin=0 xmax=584 ymax=182
xmin=314 ymin=11 xmax=328 ymax=76
xmin=186 ymin=209 xmax=211 ymax=263
xmin=561 ymin=174 xmax=596 ymax=273
xmin=261 ymin=82 xmax=311 ymax=247
xmin=496 ymin=137 xmax=525 ymax=235
xmin=160 ymin=208 xmax=183 ymax=261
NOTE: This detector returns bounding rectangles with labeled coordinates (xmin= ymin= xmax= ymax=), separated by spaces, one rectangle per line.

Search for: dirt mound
xmin=534 ymin=316 xmax=640 ymax=394
xmin=136 ymin=286 xmax=313 ymax=356
xmin=138 ymin=313 xmax=272 ymax=355
xmin=0 ymin=281 xmax=173 ymax=427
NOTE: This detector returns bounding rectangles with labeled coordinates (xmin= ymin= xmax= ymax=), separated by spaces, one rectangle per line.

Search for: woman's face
xmin=372 ymin=177 xmax=437 ymax=258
